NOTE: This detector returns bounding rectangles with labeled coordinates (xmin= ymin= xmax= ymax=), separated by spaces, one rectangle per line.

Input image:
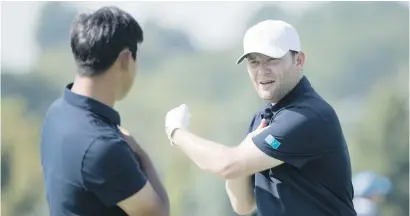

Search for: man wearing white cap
xmin=164 ymin=20 xmax=356 ymax=216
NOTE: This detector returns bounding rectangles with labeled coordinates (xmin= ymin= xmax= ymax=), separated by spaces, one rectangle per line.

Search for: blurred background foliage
xmin=1 ymin=1 xmax=408 ymax=216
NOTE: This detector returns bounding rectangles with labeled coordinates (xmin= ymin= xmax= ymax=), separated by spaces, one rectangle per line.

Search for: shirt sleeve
xmin=81 ymin=136 xmax=147 ymax=206
xmin=251 ymin=106 xmax=330 ymax=168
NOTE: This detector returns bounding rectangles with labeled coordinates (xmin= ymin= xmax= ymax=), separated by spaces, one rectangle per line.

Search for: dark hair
xmin=70 ymin=6 xmax=143 ymax=76
xmin=289 ymin=50 xmax=299 ymax=63
xmin=290 ymin=50 xmax=299 ymax=57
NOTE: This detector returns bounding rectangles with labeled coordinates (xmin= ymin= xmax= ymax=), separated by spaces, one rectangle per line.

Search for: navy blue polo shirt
xmin=247 ymin=76 xmax=356 ymax=216
xmin=40 ymin=83 xmax=147 ymax=216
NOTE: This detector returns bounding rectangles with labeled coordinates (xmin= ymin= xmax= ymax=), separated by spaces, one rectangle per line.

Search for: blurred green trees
xmin=1 ymin=98 xmax=44 ymax=216
xmin=349 ymin=69 xmax=409 ymax=216
xmin=36 ymin=2 xmax=78 ymax=51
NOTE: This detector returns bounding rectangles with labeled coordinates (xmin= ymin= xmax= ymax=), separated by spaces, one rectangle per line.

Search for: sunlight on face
xmin=246 ymin=51 xmax=301 ymax=102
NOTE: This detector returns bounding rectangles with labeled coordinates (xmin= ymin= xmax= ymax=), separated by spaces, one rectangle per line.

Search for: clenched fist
xmin=165 ymin=104 xmax=191 ymax=145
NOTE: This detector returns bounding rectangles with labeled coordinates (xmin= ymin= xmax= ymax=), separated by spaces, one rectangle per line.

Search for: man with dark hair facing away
xmin=40 ymin=6 xmax=169 ymax=216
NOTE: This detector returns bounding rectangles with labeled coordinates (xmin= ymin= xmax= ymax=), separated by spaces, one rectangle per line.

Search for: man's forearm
xmin=226 ymin=177 xmax=256 ymax=214
xmin=138 ymin=155 xmax=170 ymax=214
xmin=172 ymin=129 xmax=238 ymax=179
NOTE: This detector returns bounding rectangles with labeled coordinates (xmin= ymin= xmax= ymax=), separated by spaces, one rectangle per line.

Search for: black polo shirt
xmin=40 ymin=83 xmax=147 ymax=216
xmin=247 ymin=76 xmax=356 ymax=216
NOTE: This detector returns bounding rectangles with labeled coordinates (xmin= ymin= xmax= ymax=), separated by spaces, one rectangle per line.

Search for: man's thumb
xmin=257 ymin=119 xmax=268 ymax=130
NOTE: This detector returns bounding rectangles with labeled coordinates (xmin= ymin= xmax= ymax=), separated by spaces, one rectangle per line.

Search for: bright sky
xmin=0 ymin=1 xmax=368 ymax=71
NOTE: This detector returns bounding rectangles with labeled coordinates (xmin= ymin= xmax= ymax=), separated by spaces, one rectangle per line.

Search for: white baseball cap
xmin=236 ymin=20 xmax=301 ymax=64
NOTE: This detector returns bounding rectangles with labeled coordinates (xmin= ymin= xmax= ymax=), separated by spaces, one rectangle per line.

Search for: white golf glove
xmin=165 ymin=104 xmax=191 ymax=145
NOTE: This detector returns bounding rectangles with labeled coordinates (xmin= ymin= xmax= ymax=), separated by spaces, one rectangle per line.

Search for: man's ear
xmin=295 ymin=52 xmax=305 ymax=69
xmin=118 ymin=50 xmax=132 ymax=71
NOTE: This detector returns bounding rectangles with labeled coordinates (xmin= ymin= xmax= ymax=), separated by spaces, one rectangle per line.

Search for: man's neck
xmin=71 ymin=74 xmax=117 ymax=108
xmin=269 ymin=75 xmax=304 ymax=104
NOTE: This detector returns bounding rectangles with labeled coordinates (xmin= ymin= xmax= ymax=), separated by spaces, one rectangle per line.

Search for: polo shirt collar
xmin=263 ymin=76 xmax=313 ymax=112
xmin=63 ymin=83 xmax=121 ymax=125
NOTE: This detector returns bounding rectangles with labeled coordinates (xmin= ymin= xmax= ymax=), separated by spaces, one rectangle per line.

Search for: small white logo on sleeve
xmin=264 ymin=134 xmax=281 ymax=149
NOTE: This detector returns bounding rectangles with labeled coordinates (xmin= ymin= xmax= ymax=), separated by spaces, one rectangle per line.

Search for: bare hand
xmin=118 ymin=126 xmax=147 ymax=159
xmin=249 ymin=119 xmax=268 ymax=136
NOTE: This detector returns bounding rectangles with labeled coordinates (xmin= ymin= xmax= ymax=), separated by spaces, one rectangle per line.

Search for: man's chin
xmin=258 ymin=92 xmax=275 ymax=101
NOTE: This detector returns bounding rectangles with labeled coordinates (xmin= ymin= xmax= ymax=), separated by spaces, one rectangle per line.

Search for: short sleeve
xmin=82 ymin=136 xmax=147 ymax=206
xmin=251 ymin=106 xmax=328 ymax=168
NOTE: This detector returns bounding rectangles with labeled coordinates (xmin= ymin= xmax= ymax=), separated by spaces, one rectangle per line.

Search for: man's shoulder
xmin=86 ymin=134 xmax=129 ymax=160
xmin=42 ymin=96 xmax=81 ymax=127
xmin=43 ymin=97 xmax=65 ymax=120
xmin=266 ymin=92 xmax=343 ymax=145
xmin=43 ymin=96 xmax=119 ymax=134
xmin=290 ymin=91 xmax=339 ymax=124
xmin=286 ymin=92 xmax=347 ymax=150
xmin=81 ymin=134 xmax=138 ymax=180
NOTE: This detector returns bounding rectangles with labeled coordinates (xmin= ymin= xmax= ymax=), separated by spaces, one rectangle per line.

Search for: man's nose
xmin=260 ymin=65 xmax=272 ymax=74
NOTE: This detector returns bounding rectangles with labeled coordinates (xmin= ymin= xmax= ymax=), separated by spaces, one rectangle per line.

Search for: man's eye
xmin=249 ymin=60 xmax=258 ymax=65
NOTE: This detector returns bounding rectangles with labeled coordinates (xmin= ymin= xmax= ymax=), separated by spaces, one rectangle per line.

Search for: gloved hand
xmin=165 ymin=104 xmax=191 ymax=145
